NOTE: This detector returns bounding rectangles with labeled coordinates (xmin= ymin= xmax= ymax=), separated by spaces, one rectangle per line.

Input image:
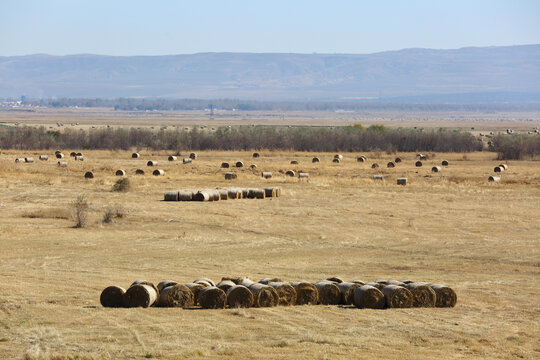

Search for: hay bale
xmin=262 ymin=172 xmax=272 ymax=179
xmin=241 ymin=188 xmax=249 ymax=198
xmin=239 ymin=278 xmax=255 ymax=288
xmin=39 ymin=155 xmax=48 ymax=161
xmin=168 ymin=155 xmax=177 ymax=161
xmin=337 ymin=282 xmax=363 ymax=305
xmin=432 ymin=166 xmax=442 ymax=173
xmin=419 ymin=155 xmax=427 ymax=160
xmin=189 ymin=152 xmax=197 ymax=159
xmin=442 ymin=160 xmax=449 ymax=166
xmin=219 ymin=189 xmax=228 ymax=200
xmin=415 ymin=161 xmax=423 ymax=167
xmin=221 ymin=162 xmax=230 ymax=168
xmin=488 ymin=176 xmax=500 ymax=182
xmin=273 ymin=187 xmax=281 ymax=197
xmin=225 ymin=172 xmax=237 ymax=180
xmin=373 ymin=175 xmax=383 ymax=180
xmin=123 ymin=284 xmax=158 ymax=308
xmin=350 ymin=280 xmax=365 ymax=285
xmin=164 ymin=191 xmax=178 ymax=201
xmin=157 ymin=280 xmax=178 ymax=292
xmin=132 ymin=152 xmax=140 ymax=158
xmin=235 ymin=161 xmax=244 ymax=168
xmin=268 ymin=282 xmax=297 ymax=306
xmin=194 ymin=280 xmax=212 ymax=287
xmin=259 ymin=277 xmax=282 ymax=285
xmin=292 ymin=282 xmax=319 ymax=305
xmin=312 ymin=157 xmax=320 ymax=163
xmin=499 ymin=164 xmax=508 ymax=170
xmin=217 ymin=280 xmax=236 ymax=293
xmin=401 ymin=280 xmax=414 ymax=284
xmin=298 ymin=172 xmax=309 ymax=179
xmin=395 ymin=157 xmax=402 ymax=163
xmin=387 ymin=162 xmax=395 ymax=168
xmin=371 ymin=163 xmax=379 ymax=168
xmin=198 ymin=286 xmax=227 ymax=309
xmin=353 ymin=285 xmax=385 ymax=309
xmin=221 ymin=276 xmax=245 ymax=285
xmin=183 ymin=158 xmax=192 ymax=164
xmin=404 ymin=283 xmax=436 ymax=307
xmin=430 ymin=284 xmax=457 ymax=307
xmin=382 ymin=285 xmax=413 ymax=308
xmin=314 ymin=281 xmax=341 ymax=305
xmin=179 ymin=190 xmax=194 ymax=201
xmin=226 ymin=285 xmax=254 ymax=308
xmin=333 ymin=158 xmax=340 ymax=163
xmin=185 ymin=283 xmax=205 ymax=305
xmin=70 ymin=152 xmax=77 ymax=157
xmin=386 ymin=280 xmax=406 ymax=287
xmin=290 ymin=160 xmax=298 ymax=164
xmin=74 ymin=155 xmax=83 ymax=161
xmin=115 ymin=169 xmax=126 ymax=176
xmin=357 ymin=156 xmax=366 ymax=162
xmin=147 ymin=160 xmax=157 ymax=166
xmin=100 ymin=286 xmax=126 ymax=308
xmin=253 ymin=152 xmax=260 ymax=158
xmin=227 ymin=189 xmax=240 ymax=199
xmin=57 ymin=161 xmax=67 ymax=167
xmin=25 ymin=157 xmax=34 ymax=163
xmin=153 ymin=169 xmax=165 ymax=176
xmin=397 ymin=177 xmax=407 ymax=185
xmin=365 ymin=282 xmax=386 ymax=291
xmin=84 ymin=171 xmax=94 ymax=179
xmin=194 ymin=278 xmax=215 ymax=287
xmin=193 ymin=191 xmax=211 ymax=201
xmin=15 ymin=158 xmax=25 ymax=163
xmin=263 ymin=188 xmax=276 ymax=197
xmin=130 ymin=280 xmax=159 ymax=293
xmin=54 ymin=150 xmax=61 ymax=155
xmin=56 ymin=153 xmax=64 ymax=159
xmin=334 ymin=154 xmax=343 ymax=160
xmin=248 ymin=283 xmax=279 ymax=307
xmin=157 ymin=284 xmax=193 ymax=308
xmin=135 ymin=169 xmax=145 ymax=175
xmin=250 ymin=164 xmax=257 ymax=169
xmin=285 ymin=170 xmax=296 ymax=177
xmin=248 ymin=189 xmax=265 ymax=199
xmin=326 ymin=277 xmax=344 ymax=283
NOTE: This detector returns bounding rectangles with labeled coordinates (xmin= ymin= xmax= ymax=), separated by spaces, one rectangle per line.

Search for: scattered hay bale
xmin=15 ymin=158 xmax=25 ymax=163
xmin=333 ymin=158 xmax=340 ymax=163
xmin=326 ymin=277 xmax=344 ymax=283
xmin=285 ymin=170 xmax=296 ymax=177
xmin=132 ymin=152 xmax=140 ymax=158
xmin=194 ymin=278 xmax=216 ymax=287
xmin=298 ymin=172 xmax=309 ymax=179
xmin=74 ymin=155 xmax=83 ymax=161
xmin=57 ymin=161 xmax=67 ymax=167
xmin=164 ymin=191 xmax=178 ymax=201
xmin=235 ymin=161 xmax=244 ymax=168
xmin=397 ymin=178 xmax=407 ymax=185
xmin=382 ymin=285 xmax=413 ymax=308
xmin=488 ymin=176 xmax=500 ymax=182
xmin=183 ymin=158 xmax=192 ymax=164
xmin=259 ymin=277 xmax=282 ymax=285
xmin=249 ymin=283 xmax=279 ymax=307
xmin=225 ymin=172 xmax=237 ymax=180
xmin=56 ymin=153 xmax=64 ymax=159
xmin=373 ymin=175 xmax=383 ymax=180
xmin=371 ymin=163 xmax=379 ymax=168
xmin=292 ymin=282 xmax=319 ymax=305
xmin=226 ymin=285 xmax=254 ymax=308
xmin=252 ymin=152 xmax=260 ymax=158
xmin=157 ymin=284 xmax=193 ymax=308
xmin=217 ymin=280 xmax=236 ymax=293
xmin=314 ymin=281 xmax=341 ymax=305
xmin=153 ymin=169 xmax=165 ymax=176
xmin=395 ymin=157 xmax=402 ymax=163
xmin=430 ymin=284 xmax=457 ymax=307
xmin=250 ymin=164 xmax=257 ymax=169
xmin=268 ymin=282 xmax=297 ymax=306
xmin=419 ymin=155 xmax=427 ymax=160
xmin=39 ymin=155 xmax=48 ymax=161
xmin=357 ymin=156 xmax=366 ymax=162
xmin=312 ymin=157 xmax=320 ymax=163
xmin=262 ymin=172 xmax=272 ymax=179
xmin=84 ymin=171 xmax=94 ymax=179
xmin=135 ymin=169 xmax=145 ymax=175
xmin=337 ymin=282 xmax=363 ymax=305
xmin=290 ymin=160 xmax=298 ymax=164
xmin=334 ymin=154 xmax=343 ymax=160
xmin=387 ymin=162 xmax=395 ymax=168
xmin=189 ymin=153 xmax=197 ymax=159
xmin=353 ymin=285 xmax=385 ymax=309
xmin=147 ymin=160 xmax=157 ymax=167
xmin=157 ymin=280 xmax=178 ymax=292
xmin=123 ymin=284 xmax=158 ymax=308
xmin=432 ymin=166 xmax=442 ymax=173
xmin=115 ymin=169 xmax=126 ymax=176
xmin=404 ymin=283 xmax=436 ymax=307
xmin=168 ymin=155 xmax=177 ymax=161
xmin=441 ymin=160 xmax=449 ymax=166
xmin=25 ymin=157 xmax=34 ymax=163
xmin=185 ymin=283 xmax=205 ymax=305
xmin=221 ymin=162 xmax=230 ymax=168
xmin=70 ymin=152 xmax=77 ymax=157
xmin=499 ymin=164 xmax=508 ymax=170
xmin=100 ymin=286 xmax=126 ymax=308
xmin=199 ymin=286 xmax=227 ymax=309
xmin=415 ymin=161 xmax=423 ymax=167
xmin=494 ymin=166 xmax=504 ymax=172
xmin=179 ymin=190 xmax=194 ymax=201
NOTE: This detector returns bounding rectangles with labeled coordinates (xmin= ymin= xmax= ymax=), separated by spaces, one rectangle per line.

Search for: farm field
xmin=0 ymin=148 xmax=539 ymax=359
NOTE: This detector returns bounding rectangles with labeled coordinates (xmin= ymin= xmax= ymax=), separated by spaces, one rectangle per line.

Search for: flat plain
xmin=0 ymin=111 xmax=539 ymax=359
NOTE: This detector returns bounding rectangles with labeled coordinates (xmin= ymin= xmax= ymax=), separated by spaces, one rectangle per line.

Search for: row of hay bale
xmin=489 ymin=163 xmax=508 ymax=182
xmin=132 ymin=152 xmax=197 ymax=160
xmin=222 ymin=171 xmax=309 ymax=180
xmin=164 ymin=187 xmax=281 ymax=201
xmin=100 ymin=277 xmax=456 ymax=309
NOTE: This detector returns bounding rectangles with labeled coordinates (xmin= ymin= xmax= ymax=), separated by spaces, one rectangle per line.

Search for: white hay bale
xmin=132 ymin=152 xmax=140 ymax=158
xmin=499 ymin=164 xmax=508 ymax=170
xmin=39 ymin=155 xmax=48 ymax=161
xmin=494 ymin=166 xmax=504 ymax=172
xmin=298 ymin=172 xmax=309 ymax=178
xmin=56 ymin=153 xmax=64 ymax=159
xmin=225 ymin=172 xmax=237 ymax=180
xmin=183 ymin=158 xmax=192 ymax=164
xmin=397 ymin=177 xmax=407 ymax=185
xmin=373 ymin=175 xmax=383 ymax=180
xmin=147 ymin=160 xmax=157 ymax=166
xmin=168 ymin=155 xmax=177 ymax=161
xmin=153 ymin=169 xmax=165 ymax=176
xmin=57 ymin=161 xmax=67 ymax=167
xmin=488 ymin=176 xmax=500 ymax=182
xmin=115 ymin=169 xmax=126 ymax=176
xmin=262 ymin=172 xmax=272 ymax=179
xmin=432 ymin=166 xmax=442 ymax=173
xmin=23 ymin=157 xmax=34 ymax=163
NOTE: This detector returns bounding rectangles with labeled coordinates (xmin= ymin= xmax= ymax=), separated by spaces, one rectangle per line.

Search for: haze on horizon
xmin=1 ymin=0 xmax=539 ymax=57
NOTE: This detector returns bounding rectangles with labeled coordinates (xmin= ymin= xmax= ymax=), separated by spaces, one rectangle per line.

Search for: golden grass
xmin=0 ymin=148 xmax=539 ymax=359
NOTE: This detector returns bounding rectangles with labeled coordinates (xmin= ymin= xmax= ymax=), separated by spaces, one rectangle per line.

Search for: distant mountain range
xmin=1 ymin=45 xmax=539 ymax=103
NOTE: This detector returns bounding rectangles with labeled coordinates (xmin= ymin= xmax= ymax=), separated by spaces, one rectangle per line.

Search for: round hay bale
xmin=259 ymin=277 xmax=282 ymax=285
xmin=397 ymin=177 xmax=407 ymax=185
xmin=39 ymin=155 xmax=48 ymax=161
xmin=54 ymin=150 xmax=61 ymax=155
xmin=123 ymin=284 xmax=158 ymax=308
xmin=183 ymin=158 xmax=192 ymax=164
xmin=371 ymin=163 xmax=379 ymax=168
xmin=239 ymin=278 xmax=255 ymax=288
xmin=353 ymin=285 xmax=385 ymax=309
xmin=227 ymin=189 xmax=240 ymax=199
xmin=157 ymin=280 xmax=178 ymax=292
xmin=373 ymin=175 xmax=383 ymax=180
xmin=235 ymin=161 xmax=244 ymax=168
xmin=153 ymin=169 xmax=165 ymax=176
xmin=499 ymin=164 xmax=508 ymax=170
xmin=217 ymin=280 xmax=236 ymax=293
xmin=401 ymin=280 xmax=414 ymax=284
xmin=430 ymin=284 xmax=457 ymax=307
xmin=221 ymin=162 xmax=230 ymax=168
xmin=135 ymin=169 xmax=145 ymax=175
xmin=334 ymin=154 xmax=343 ymax=160
xmin=198 ymin=286 xmax=226 ymax=309
xmin=386 ymin=280 xmax=406 ymax=287
xmin=179 ymin=190 xmax=194 ymax=201
xmin=404 ymin=283 xmax=436 ymax=307
xmin=298 ymin=172 xmax=309 ymax=179
xmin=337 ymin=282 xmax=363 ymax=305
xmin=132 ymin=152 xmax=140 ymax=158
xmin=100 ymin=286 xmax=126 ymax=308
xmin=157 ymin=284 xmax=193 ymax=308
xmin=226 ymin=285 xmax=254 ymax=308
xmin=15 ymin=158 xmax=25 ymax=163
xmin=382 ymin=285 xmax=413 ymax=308
xmin=74 ymin=155 xmax=84 ymax=161
xmin=395 ymin=157 xmax=402 ymax=163
xmin=292 ymin=282 xmax=319 ymax=305
xmin=194 ymin=278 xmax=215 ymax=287
xmin=225 ymin=172 xmax=237 ymax=180
xmin=263 ymin=188 xmax=276 ymax=197
xmin=219 ymin=189 xmax=228 ymax=200
xmin=268 ymin=282 xmax=296 ymax=306
xmin=168 ymin=155 xmax=177 ymax=161
xmin=387 ymin=162 xmax=395 ymax=168
xmin=326 ymin=277 xmax=344 ymax=283
xmin=357 ymin=156 xmax=366 ymax=162
xmin=262 ymin=171 xmax=272 ymax=179
xmin=115 ymin=169 xmax=126 ymax=176
xmin=432 ymin=166 xmax=442 ymax=173
xmin=25 ymin=157 xmax=34 ymax=163
xmin=419 ymin=155 xmax=427 ymax=160
xmin=185 ymin=283 xmax=205 ymax=305
xmin=129 ymin=280 xmax=160 ymax=294
xmin=164 ymin=191 xmax=178 ymax=201
xmin=56 ymin=153 xmax=64 ymax=159
xmin=441 ymin=160 xmax=449 ymax=166
xmin=221 ymin=276 xmax=246 ymax=285
xmin=250 ymin=164 xmax=257 ymax=169
xmin=248 ymin=283 xmax=279 ymax=307
xmin=376 ymin=280 xmax=389 ymax=285
xmin=248 ymin=189 xmax=265 ymax=199
xmin=333 ymin=158 xmax=340 ymax=163
xmin=350 ymin=280 xmax=365 ymax=285
xmin=193 ymin=191 xmax=211 ymax=201
xmin=365 ymin=282 xmax=386 ymax=291
xmin=252 ymin=152 xmax=260 ymax=158
xmin=494 ymin=166 xmax=504 ymax=172
xmin=84 ymin=171 xmax=94 ymax=179
xmin=314 ymin=281 xmax=341 ymax=305
xmin=189 ymin=152 xmax=197 ymax=159
xmin=57 ymin=161 xmax=67 ymax=167
xmin=415 ymin=161 xmax=423 ymax=167
xmin=211 ymin=189 xmax=221 ymax=201
xmin=312 ymin=157 xmax=320 ymax=163
xmin=147 ymin=160 xmax=157 ymax=166
xmin=285 ymin=170 xmax=296 ymax=177
xmin=241 ymin=189 xmax=249 ymax=198
xmin=70 ymin=151 xmax=77 ymax=157
xmin=488 ymin=176 xmax=500 ymax=182
xmin=290 ymin=160 xmax=298 ymax=164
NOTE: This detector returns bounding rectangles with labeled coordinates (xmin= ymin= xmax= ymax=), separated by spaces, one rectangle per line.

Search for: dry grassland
xmin=0 ymin=149 xmax=539 ymax=359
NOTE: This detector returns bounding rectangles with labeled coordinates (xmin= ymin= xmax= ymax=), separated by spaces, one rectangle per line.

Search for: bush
xmin=72 ymin=195 xmax=89 ymax=228
xmin=102 ymin=205 xmax=125 ymax=224
xmin=492 ymin=135 xmax=540 ymax=160
xmin=112 ymin=178 xmax=131 ymax=192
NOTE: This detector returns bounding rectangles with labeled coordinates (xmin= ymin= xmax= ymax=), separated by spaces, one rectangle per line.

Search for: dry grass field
xmin=1 ymin=146 xmax=539 ymax=359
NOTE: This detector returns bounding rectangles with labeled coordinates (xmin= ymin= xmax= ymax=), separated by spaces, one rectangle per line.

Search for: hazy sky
xmin=1 ymin=0 xmax=539 ymax=56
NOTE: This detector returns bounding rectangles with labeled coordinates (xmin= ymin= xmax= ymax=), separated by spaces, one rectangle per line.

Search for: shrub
xmin=72 ymin=195 xmax=89 ymax=228
xmin=112 ymin=178 xmax=131 ymax=192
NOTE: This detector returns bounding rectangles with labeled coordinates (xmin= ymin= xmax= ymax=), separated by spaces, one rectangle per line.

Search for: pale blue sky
xmin=1 ymin=0 xmax=539 ymax=56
